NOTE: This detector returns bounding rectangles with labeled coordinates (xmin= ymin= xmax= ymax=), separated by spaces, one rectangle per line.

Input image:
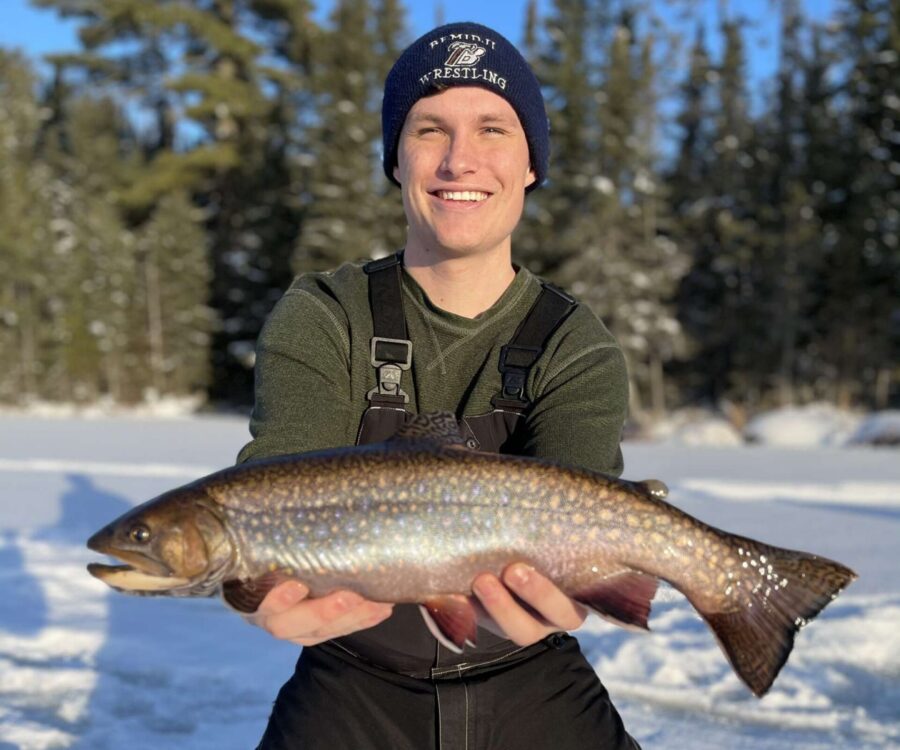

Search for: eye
xmin=128 ymin=524 xmax=151 ymax=544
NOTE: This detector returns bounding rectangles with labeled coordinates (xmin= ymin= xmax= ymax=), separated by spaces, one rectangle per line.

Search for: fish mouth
xmin=86 ymin=547 xmax=190 ymax=592
xmin=87 ymin=561 xmax=192 ymax=592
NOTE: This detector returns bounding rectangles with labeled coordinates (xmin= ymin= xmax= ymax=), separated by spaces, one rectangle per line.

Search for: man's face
xmin=393 ymin=86 xmax=536 ymax=259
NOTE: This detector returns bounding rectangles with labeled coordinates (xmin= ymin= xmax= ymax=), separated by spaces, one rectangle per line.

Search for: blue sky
xmin=2 ymin=0 xmax=837 ymax=71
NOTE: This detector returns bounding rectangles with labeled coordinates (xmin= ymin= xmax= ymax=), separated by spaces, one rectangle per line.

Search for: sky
xmin=1 ymin=0 xmax=838 ymax=82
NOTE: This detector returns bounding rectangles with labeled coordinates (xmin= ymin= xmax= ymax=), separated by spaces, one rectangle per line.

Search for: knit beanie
xmin=382 ymin=22 xmax=549 ymax=192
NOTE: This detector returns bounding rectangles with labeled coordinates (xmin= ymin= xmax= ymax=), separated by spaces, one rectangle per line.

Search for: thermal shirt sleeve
xmin=236 ymin=287 xmax=354 ymax=464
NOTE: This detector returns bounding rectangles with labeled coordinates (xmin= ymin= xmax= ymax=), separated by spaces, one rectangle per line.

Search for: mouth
xmin=430 ymin=189 xmax=491 ymax=205
xmin=87 ymin=548 xmax=190 ymax=592
xmin=87 ymin=561 xmax=192 ymax=592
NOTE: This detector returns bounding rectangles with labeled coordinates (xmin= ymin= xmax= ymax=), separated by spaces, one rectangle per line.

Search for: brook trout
xmin=87 ymin=412 xmax=856 ymax=696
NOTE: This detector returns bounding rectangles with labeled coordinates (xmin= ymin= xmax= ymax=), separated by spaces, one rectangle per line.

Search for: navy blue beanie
xmin=382 ymin=22 xmax=549 ymax=192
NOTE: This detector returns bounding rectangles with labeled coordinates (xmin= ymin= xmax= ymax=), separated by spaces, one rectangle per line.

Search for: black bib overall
xmin=256 ymin=254 xmax=640 ymax=750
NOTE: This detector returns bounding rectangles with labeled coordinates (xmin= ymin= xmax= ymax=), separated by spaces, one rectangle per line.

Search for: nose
xmin=439 ymin=132 xmax=478 ymax=178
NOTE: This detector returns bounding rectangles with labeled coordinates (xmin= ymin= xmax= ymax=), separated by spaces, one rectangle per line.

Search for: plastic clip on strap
xmin=368 ymin=336 xmax=411 ymax=402
xmin=492 ymin=282 xmax=577 ymax=409
xmin=364 ymin=253 xmax=413 ymax=403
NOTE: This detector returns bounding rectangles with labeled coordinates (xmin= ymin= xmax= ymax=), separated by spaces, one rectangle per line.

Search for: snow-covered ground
xmin=1 ymin=414 xmax=898 ymax=749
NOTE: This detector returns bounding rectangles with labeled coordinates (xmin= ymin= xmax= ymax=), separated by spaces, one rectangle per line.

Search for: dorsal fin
xmin=635 ymin=479 xmax=669 ymax=499
xmin=388 ymin=411 xmax=468 ymax=448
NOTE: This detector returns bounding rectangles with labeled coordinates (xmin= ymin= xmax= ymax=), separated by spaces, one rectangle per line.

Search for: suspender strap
xmin=363 ymin=253 xmax=412 ymax=404
xmin=492 ymin=282 xmax=577 ymax=409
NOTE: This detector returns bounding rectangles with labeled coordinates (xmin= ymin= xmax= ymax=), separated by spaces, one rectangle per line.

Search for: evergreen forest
xmin=0 ymin=0 xmax=897 ymax=418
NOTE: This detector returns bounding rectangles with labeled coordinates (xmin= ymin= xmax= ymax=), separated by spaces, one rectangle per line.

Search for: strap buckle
xmin=497 ymin=344 xmax=540 ymax=402
xmin=367 ymin=336 xmax=412 ymax=402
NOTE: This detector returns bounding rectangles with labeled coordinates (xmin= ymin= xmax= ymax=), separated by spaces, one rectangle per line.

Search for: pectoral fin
xmin=419 ymin=595 xmax=479 ymax=652
xmin=573 ymin=570 xmax=658 ymax=631
xmin=222 ymin=572 xmax=288 ymax=614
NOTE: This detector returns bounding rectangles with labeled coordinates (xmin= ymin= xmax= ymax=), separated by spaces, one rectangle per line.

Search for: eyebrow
xmin=406 ymin=112 xmax=520 ymax=127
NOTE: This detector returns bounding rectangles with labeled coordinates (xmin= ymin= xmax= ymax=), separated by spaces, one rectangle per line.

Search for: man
xmin=239 ymin=21 xmax=638 ymax=750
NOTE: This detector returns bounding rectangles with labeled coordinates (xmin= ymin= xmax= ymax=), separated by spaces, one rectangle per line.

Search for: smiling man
xmin=240 ymin=21 xmax=638 ymax=750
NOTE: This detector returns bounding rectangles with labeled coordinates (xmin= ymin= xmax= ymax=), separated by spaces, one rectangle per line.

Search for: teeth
xmin=436 ymin=190 xmax=488 ymax=202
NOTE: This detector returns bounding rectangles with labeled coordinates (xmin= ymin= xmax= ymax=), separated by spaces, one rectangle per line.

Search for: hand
xmin=243 ymin=581 xmax=394 ymax=647
xmin=472 ymin=564 xmax=587 ymax=646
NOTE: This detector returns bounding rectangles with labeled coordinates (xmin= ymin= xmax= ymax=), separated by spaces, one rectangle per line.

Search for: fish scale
xmin=86 ymin=411 xmax=856 ymax=697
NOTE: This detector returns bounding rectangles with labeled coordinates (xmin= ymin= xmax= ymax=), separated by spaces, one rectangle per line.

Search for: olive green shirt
xmin=238 ymin=260 xmax=628 ymax=476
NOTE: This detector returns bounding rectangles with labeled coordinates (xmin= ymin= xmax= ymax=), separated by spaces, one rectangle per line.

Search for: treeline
xmin=0 ymin=0 xmax=896 ymax=414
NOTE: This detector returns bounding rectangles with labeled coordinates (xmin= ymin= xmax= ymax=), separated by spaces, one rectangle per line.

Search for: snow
xmin=743 ymin=404 xmax=862 ymax=448
xmin=645 ymin=410 xmax=744 ymax=446
xmin=849 ymin=411 xmax=900 ymax=446
xmin=1 ymin=413 xmax=899 ymax=749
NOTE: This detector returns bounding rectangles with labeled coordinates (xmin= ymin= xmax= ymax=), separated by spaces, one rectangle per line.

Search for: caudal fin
xmin=692 ymin=541 xmax=856 ymax=697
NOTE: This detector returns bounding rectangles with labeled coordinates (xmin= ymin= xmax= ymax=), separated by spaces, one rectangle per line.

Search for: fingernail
xmin=508 ymin=565 xmax=530 ymax=586
xmin=473 ymin=576 xmax=496 ymax=598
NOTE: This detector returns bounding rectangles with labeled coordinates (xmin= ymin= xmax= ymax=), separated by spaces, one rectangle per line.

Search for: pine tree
xmin=294 ymin=0 xmax=407 ymax=273
xmin=0 ymin=51 xmax=55 ymax=401
xmin=557 ymin=13 xmax=687 ymax=417
xmin=820 ymin=0 xmax=900 ymax=407
xmin=134 ymin=192 xmax=212 ymax=397
xmin=517 ymin=0 xmax=603 ymax=275
xmin=672 ymin=13 xmax=761 ymax=406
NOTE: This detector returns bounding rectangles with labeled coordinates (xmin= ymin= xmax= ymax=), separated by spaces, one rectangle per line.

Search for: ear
xmin=525 ymin=166 xmax=536 ymax=189
xmin=393 ymin=164 xmax=401 ymax=183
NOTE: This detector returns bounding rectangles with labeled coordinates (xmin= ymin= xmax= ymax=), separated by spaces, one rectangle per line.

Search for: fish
xmin=86 ymin=412 xmax=856 ymax=697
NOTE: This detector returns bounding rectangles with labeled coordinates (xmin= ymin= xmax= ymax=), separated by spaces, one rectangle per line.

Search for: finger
xmin=301 ymin=601 xmax=395 ymax=646
xmin=472 ymin=573 xmax=550 ymax=646
xmin=263 ymin=591 xmax=392 ymax=645
xmin=256 ymin=581 xmax=310 ymax=617
xmin=502 ymin=564 xmax=586 ymax=631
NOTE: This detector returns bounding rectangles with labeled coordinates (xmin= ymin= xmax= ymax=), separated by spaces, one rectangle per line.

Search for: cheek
xmin=160 ymin=524 xmax=209 ymax=576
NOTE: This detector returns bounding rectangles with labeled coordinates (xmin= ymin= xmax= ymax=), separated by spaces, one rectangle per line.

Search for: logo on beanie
xmin=418 ymin=34 xmax=507 ymax=90
xmin=444 ymin=41 xmax=485 ymax=67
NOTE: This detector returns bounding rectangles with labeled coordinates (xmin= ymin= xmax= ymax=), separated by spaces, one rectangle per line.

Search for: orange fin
xmin=574 ymin=570 xmax=658 ymax=630
xmin=419 ymin=595 xmax=478 ymax=652
xmin=222 ymin=572 xmax=287 ymax=613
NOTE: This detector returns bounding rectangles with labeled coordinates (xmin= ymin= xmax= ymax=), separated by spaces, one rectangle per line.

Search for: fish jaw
xmin=86 ymin=562 xmax=193 ymax=592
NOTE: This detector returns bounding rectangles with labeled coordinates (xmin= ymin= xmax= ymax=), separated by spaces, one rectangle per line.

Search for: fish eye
xmin=128 ymin=524 xmax=151 ymax=544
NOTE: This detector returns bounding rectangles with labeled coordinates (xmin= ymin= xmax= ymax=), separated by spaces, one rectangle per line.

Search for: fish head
xmin=86 ymin=487 xmax=234 ymax=597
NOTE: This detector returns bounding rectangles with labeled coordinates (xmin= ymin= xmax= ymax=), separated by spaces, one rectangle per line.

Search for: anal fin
xmin=419 ymin=595 xmax=478 ymax=652
xmin=573 ymin=570 xmax=658 ymax=631
xmin=222 ymin=572 xmax=288 ymax=614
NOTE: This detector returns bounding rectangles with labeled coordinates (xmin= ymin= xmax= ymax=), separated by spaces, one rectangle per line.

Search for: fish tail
xmin=693 ymin=539 xmax=856 ymax=697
